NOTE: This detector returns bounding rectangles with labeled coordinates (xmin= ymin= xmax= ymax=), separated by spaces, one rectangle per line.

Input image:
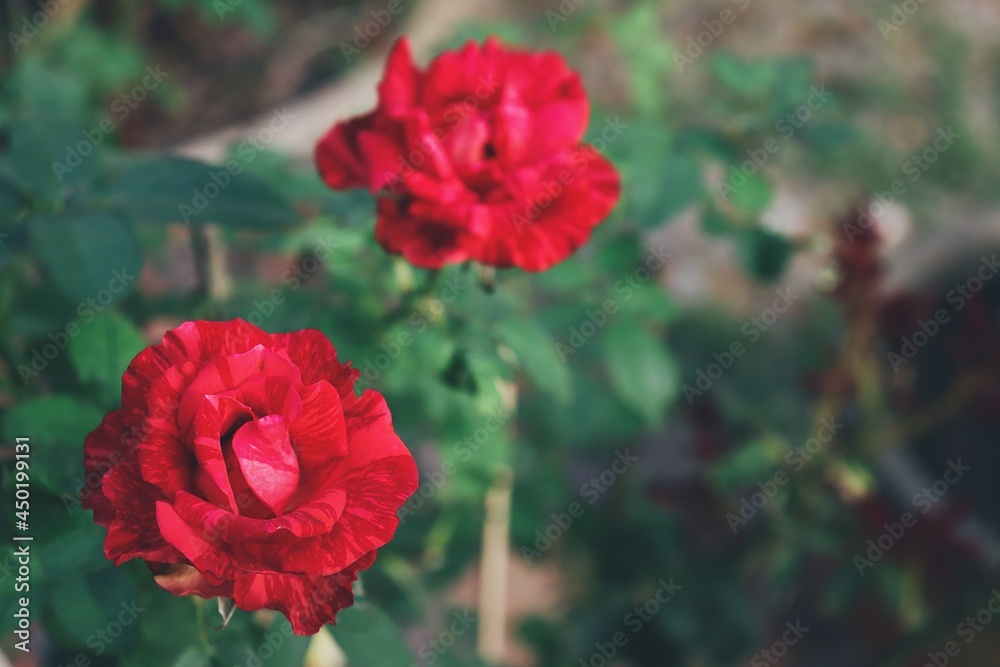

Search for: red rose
xmin=82 ymin=319 xmax=418 ymax=635
xmin=316 ymin=37 xmax=620 ymax=271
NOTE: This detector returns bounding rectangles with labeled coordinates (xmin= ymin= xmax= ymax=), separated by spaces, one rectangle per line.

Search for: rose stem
xmin=477 ymin=466 xmax=513 ymax=663
xmin=190 ymin=224 xmax=232 ymax=303
xmin=193 ymin=597 xmax=214 ymax=656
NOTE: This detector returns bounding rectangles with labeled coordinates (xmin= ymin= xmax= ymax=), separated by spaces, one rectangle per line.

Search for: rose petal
xmin=268 ymin=329 xmax=363 ymax=408
xmin=103 ymin=462 xmax=181 ymax=565
xmin=155 ymin=501 xmax=242 ymax=584
xmin=473 ymin=148 xmax=621 ymax=271
xmin=374 ymin=198 xmax=477 ymax=269
xmin=378 ymin=38 xmax=420 ymax=117
xmin=290 ymin=381 xmax=348 ymax=464
xmin=192 ymin=395 xmax=254 ymax=513
xmin=265 ymin=455 xmax=415 ymax=575
xmin=221 ymin=376 xmax=303 ymax=421
xmin=178 ymin=345 xmax=303 ymax=429
xmin=162 ymin=320 xmax=272 ymax=365
xmin=232 ymin=415 xmax=300 ymax=516
xmin=172 ymin=488 xmax=347 ymax=545
xmin=82 ymin=411 xmax=127 ymax=526
xmin=315 ymin=113 xmax=378 ymax=190
xmin=137 ymin=363 xmax=200 ymax=498
xmin=259 ymin=395 xmax=418 ymax=574
xmin=421 ymin=38 xmax=503 ymax=110
xmin=233 ymin=551 xmax=375 ymax=635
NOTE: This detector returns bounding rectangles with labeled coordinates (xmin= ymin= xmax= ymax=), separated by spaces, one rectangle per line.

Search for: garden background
xmin=3 ymin=0 xmax=1000 ymax=665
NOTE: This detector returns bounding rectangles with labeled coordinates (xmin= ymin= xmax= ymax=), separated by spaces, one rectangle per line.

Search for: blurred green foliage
xmin=1 ymin=0 xmax=999 ymax=666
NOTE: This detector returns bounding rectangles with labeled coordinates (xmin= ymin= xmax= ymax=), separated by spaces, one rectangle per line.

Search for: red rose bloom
xmin=82 ymin=320 xmax=418 ymax=635
xmin=316 ymin=37 xmax=620 ymax=271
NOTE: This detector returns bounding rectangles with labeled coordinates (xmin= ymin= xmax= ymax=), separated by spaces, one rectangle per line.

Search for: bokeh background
xmin=3 ymin=0 xmax=1000 ymax=665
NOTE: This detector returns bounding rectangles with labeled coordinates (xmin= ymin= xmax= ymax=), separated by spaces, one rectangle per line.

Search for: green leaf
xmin=736 ymin=228 xmax=793 ymax=282
xmin=204 ymin=609 xmax=310 ymax=667
xmin=7 ymin=61 xmax=91 ymax=119
xmin=440 ymin=349 xmax=478 ymax=394
xmin=799 ymin=122 xmax=864 ymax=150
xmin=536 ymin=258 xmax=590 ymax=292
xmin=610 ymin=3 xmax=674 ymax=114
xmin=122 ymin=643 xmax=210 ymax=667
xmin=540 ymin=374 xmax=644 ymax=448
xmin=1 ymin=115 xmax=102 ymax=200
xmin=604 ymin=325 xmax=679 ymax=425
xmin=47 ymin=566 xmax=141 ymax=655
xmin=708 ymin=436 xmax=785 ymax=492
xmin=68 ymin=311 xmax=146 ymax=407
xmin=727 ymin=172 xmax=773 ymax=213
xmin=0 ymin=179 xmax=26 ymax=223
xmin=820 ymin=563 xmax=868 ymax=615
xmin=57 ymin=25 xmax=149 ymax=96
xmin=873 ymin=563 xmax=906 ymax=611
xmin=259 ymin=625 xmax=312 ymax=667
xmin=675 ymin=129 xmax=744 ymax=162
xmin=496 ymin=320 xmax=572 ymax=404
xmin=618 ymin=283 xmax=677 ymax=324
xmin=169 ymin=648 xmax=211 ymax=667
xmin=655 ymin=156 xmax=704 ymax=224
xmin=630 ymin=154 xmax=703 ymax=229
xmin=120 ymin=593 xmax=206 ymax=667
xmin=160 ymin=0 xmax=279 ymax=37
xmin=111 ymin=156 xmax=299 ymax=229
xmin=701 ymin=205 xmax=734 ymax=237
xmin=329 ymin=604 xmax=416 ymax=667
xmin=218 ymin=0 xmax=278 ymax=37
xmin=35 ymin=505 xmax=109 ymax=574
xmin=711 ymin=54 xmax=791 ymax=99
xmin=1 ymin=396 xmax=104 ymax=494
xmin=29 ymin=210 xmax=142 ymax=304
